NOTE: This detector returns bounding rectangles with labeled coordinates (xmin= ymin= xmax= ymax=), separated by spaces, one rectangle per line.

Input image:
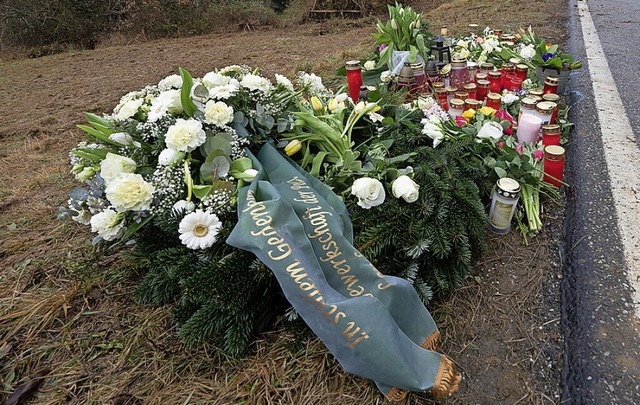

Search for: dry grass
xmin=0 ymin=0 xmax=568 ymax=403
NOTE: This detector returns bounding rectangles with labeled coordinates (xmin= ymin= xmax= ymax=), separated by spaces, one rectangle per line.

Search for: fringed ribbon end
xmin=431 ymin=356 xmax=462 ymax=398
xmin=385 ymin=386 xmax=408 ymax=402
xmin=421 ymin=329 xmax=440 ymax=351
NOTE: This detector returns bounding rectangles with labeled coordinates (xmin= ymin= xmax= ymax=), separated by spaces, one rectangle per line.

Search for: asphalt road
xmin=563 ymin=0 xmax=640 ymax=403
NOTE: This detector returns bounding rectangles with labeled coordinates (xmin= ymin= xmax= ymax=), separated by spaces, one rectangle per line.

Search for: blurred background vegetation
xmin=0 ymin=0 xmax=389 ymax=57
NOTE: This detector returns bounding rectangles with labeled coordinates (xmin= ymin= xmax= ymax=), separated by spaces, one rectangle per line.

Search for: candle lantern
xmin=509 ymin=77 xmax=523 ymax=92
xmin=488 ymin=71 xmax=502 ymax=93
xmin=489 ymin=177 xmax=521 ymax=234
xmin=455 ymin=91 xmax=469 ymax=101
xmin=542 ymin=124 xmax=561 ymax=146
xmin=516 ymin=64 xmax=529 ymax=82
xmin=479 ymin=63 xmax=495 ymax=73
xmin=533 ymin=101 xmax=556 ymax=127
xmin=476 ymin=79 xmax=490 ymax=101
xmin=358 ymin=86 xmax=369 ymax=102
xmin=494 ymin=29 xmax=503 ymax=38
xmin=410 ymin=62 xmax=429 ymax=94
xmin=431 ymin=35 xmax=452 ymax=67
xmin=448 ymin=98 xmax=465 ymax=118
xmin=450 ymin=58 xmax=469 ymax=89
xmin=463 ymin=83 xmax=477 ymax=100
xmin=445 ymin=85 xmax=458 ymax=107
xmin=543 ymin=76 xmax=560 ymax=94
xmin=464 ymin=98 xmax=480 ymax=111
xmin=485 ymin=92 xmax=502 ymax=110
xmin=425 ymin=59 xmax=440 ymax=85
xmin=467 ymin=61 xmax=478 ymax=82
xmin=345 ymin=60 xmax=363 ymax=103
xmin=475 ymin=72 xmax=488 ymax=82
xmin=542 ymin=93 xmax=561 ymax=123
xmin=518 ymin=97 xmax=537 ymax=123
xmin=435 ymin=88 xmax=449 ymax=110
xmin=397 ymin=63 xmax=416 ymax=90
xmin=543 ymin=145 xmax=566 ymax=187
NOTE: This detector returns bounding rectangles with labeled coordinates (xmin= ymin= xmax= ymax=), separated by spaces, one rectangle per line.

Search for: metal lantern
xmin=431 ymin=35 xmax=451 ymax=66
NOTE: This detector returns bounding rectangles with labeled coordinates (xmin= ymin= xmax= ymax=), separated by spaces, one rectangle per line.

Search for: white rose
xmin=202 ymin=72 xmax=231 ymax=88
xmin=165 ymin=118 xmax=206 ymax=152
xmin=172 ymin=200 xmax=196 ymax=217
xmin=105 ymin=173 xmax=155 ymax=212
xmin=380 ymin=70 xmax=392 ymax=84
xmin=240 ymin=74 xmax=273 ymax=92
xmin=90 ymin=208 xmax=125 ymax=241
xmin=363 ymin=60 xmax=376 ymax=71
xmin=275 ymin=74 xmax=294 ymax=91
xmin=501 ymin=92 xmax=519 ymax=105
xmin=351 ymin=177 xmax=386 ymax=209
xmin=476 ymin=121 xmax=504 ymax=141
xmin=158 ymin=74 xmax=183 ymax=90
xmin=421 ymin=118 xmax=444 ymax=147
xmin=109 ymin=132 xmax=133 ymax=146
xmin=113 ymin=97 xmax=144 ymax=120
xmin=100 ymin=153 xmax=137 ymax=184
xmin=158 ymin=148 xmax=181 ymax=166
xmin=243 ymin=168 xmax=259 ymax=182
xmin=147 ymin=89 xmax=183 ymax=122
xmin=392 ymin=175 xmax=420 ymax=203
xmin=204 ymin=101 xmax=234 ymax=126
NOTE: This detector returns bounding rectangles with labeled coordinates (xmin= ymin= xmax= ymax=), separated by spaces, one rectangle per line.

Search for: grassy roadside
xmin=0 ymin=0 xmax=569 ymax=403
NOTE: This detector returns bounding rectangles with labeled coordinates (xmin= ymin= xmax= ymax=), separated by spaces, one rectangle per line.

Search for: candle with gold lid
xmin=543 ymin=76 xmax=560 ymax=94
xmin=450 ymin=57 xmax=469 ymax=89
xmin=489 ymin=177 xmax=521 ymax=234
xmin=485 ymin=92 xmax=502 ymax=110
xmin=518 ymin=97 xmax=538 ymax=123
xmin=476 ymin=79 xmax=490 ymax=101
xmin=345 ymin=60 xmax=363 ymax=103
xmin=488 ymin=71 xmax=502 ymax=93
xmin=448 ymin=98 xmax=465 ymax=118
xmin=455 ymin=91 xmax=469 ymax=101
xmin=542 ymin=93 xmax=561 ymax=123
xmin=543 ymin=145 xmax=565 ymax=187
xmin=463 ymin=83 xmax=477 ymax=100
xmin=435 ymin=87 xmax=449 ymax=110
xmin=464 ymin=98 xmax=480 ymax=111
xmin=516 ymin=64 xmax=529 ymax=82
xmin=529 ymin=87 xmax=544 ymax=98
xmin=542 ymin=124 xmax=561 ymax=146
xmin=445 ymin=85 xmax=458 ymax=106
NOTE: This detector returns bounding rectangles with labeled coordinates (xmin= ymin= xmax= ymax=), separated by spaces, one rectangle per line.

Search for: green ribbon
xmin=227 ymin=143 xmax=451 ymax=398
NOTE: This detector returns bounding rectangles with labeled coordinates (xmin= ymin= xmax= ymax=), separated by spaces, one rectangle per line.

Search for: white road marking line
xmin=577 ymin=0 xmax=640 ymax=317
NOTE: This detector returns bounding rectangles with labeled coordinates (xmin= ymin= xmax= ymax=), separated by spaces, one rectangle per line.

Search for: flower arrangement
xmin=517 ymin=27 xmax=582 ymax=70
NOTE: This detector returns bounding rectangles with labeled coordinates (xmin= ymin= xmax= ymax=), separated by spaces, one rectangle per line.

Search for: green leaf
xmin=310 ymin=152 xmax=329 ymax=177
xmin=202 ymin=133 xmax=233 ymax=156
xmin=77 ymin=124 xmax=121 ymax=146
xmin=119 ymin=214 xmax=154 ymax=242
xmin=192 ymin=185 xmax=212 ymax=199
xmin=179 ymin=67 xmax=198 ymax=118
xmin=494 ymin=167 xmax=507 ymax=178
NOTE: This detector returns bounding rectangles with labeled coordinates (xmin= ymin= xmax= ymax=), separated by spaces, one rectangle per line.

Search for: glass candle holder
xmin=542 ymin=124 xmax=561 ymax=146
xmin=517 ymin=114 xmax=543 ymax=145
xmin=463 ymin=83 xmax=477 ymax=100
xmin=435 ymin=88 xmax=449 ymax=110
xmin=542 ymin=93 xmax=561 ymax=124
xmin=410 ymin=62 xmax=429 ymax=94
xmin=529 ymin=87 xmax=544 ymax=98
xmin=448 ymin=98 xmax=465 ymax=118
xmin=480 ymin=62 xmax=495 ymax=73
xmin=503 ymin=72 xmax=517 ymax=92
xmin=489 ymin=177 xmax=521 ymax=234
xmin=509 ymin=77 xmax=523 ymax=91
xmin=518 ymin=97 xmax=537 ymax=123
xmin=464 ymin=98 xmax=480 ymax=111
xmin=476 ymin=79 xmax=490 ymax=101
xmin=485 ymin=92 xmax=502 ymax=110
xmin=488 ymin=71 xmax=502 ymax=93
xmin=533 ymin=101 xmax=556 ymax=127
xmin=515 ymin=64 xmax=529 ymax=82
xmin=345 ymin=60 xmax=363 ymax=103
xmin=455 ymin=91 xmax=469 ymax=101
xmin=467 ymin=61 xmax=478 ymax=83
xmin=543 ymin=145 xmax=565 ymax=187
xmin=446 ymin=85 xmax=458 ymax=107
xmin=543 ymin=76 xmax=560 ymax=94
xmin=450 ymin=58 xmax=469 ymax=89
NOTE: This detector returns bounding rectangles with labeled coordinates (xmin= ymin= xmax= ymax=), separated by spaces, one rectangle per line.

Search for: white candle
xmin=517 ymin=114 xmax=543 ymax=145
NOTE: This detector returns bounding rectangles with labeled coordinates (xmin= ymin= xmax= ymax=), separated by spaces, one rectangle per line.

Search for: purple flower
xmin=379 ymin=44 xmax=388 ymax=52
xmin=533 ymin=149 xmax=544 ymax=161
xmin=542 ymin=52 xmax=554 ymax=62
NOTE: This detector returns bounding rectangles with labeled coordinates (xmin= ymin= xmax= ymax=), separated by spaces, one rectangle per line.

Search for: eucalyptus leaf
xmin=202 ymin=134 xmax=233 ymax=156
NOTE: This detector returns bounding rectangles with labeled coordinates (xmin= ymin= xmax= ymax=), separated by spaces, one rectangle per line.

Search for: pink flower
xmin=379 ymin=44 xmax=387 ymax=52
xmin=455 ymin=115 xmax=467 ymax=127
xmin=516 ymin=144 xmax=523 ymax=155
xmin=533 ymin=149 xmax=544 ymax=161
xmin=504 ymin=126 xmax=513 ymax=136
xmin=498 ymin=141 xmax=505 ymax=149
xmin=496 ymin=109 xmax=514 ymax=123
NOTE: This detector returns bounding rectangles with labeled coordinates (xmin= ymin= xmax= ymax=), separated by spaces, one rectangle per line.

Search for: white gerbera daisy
xmin=178 ymin=210 xmax=222 ymax=249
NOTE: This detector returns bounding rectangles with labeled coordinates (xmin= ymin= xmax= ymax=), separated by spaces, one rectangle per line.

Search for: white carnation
xmin=100 ymin=153 xmax=137 ymax=184
xmin=240 ymin=74 xmax=273 ymax=93
xmin=208 ymin=84 xmax=238 ymax=99
xmin=501 ymin=92 xmax=519 ymax=105
xmin=105 ymin=173 xmax=155 ymax=212
xmin=204 ymin=101 xmax=234 ymax=127
xmin=147 ymin=90 xmax=183 ymax=122
xmin=90 ymin=208 xmax=125 ymax=241
xmin=351 ymin=177 xmax=386 ymax=209
xmin=158 ymin=74 xmax=183 ymax=91
xmin=165 ymin=118 xmax=206 ymax=152
xmin=519 ymin=44 xmax=536 ymax=60
xmin=391 ymin=175 xmax=420 ymax=203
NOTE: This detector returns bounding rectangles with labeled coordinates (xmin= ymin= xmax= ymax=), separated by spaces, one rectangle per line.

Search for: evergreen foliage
xmin=349 ymin=131 xmax=490 ymax=301
xmin=130 ymin=211 xmax=285 ymax=356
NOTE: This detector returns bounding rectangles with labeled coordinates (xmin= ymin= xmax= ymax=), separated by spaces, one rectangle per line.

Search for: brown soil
xmin=0 ymin=0 xmax=569 ymax=403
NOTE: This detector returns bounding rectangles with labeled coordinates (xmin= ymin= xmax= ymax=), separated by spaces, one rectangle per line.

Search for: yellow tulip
xmin=478 ymin=106 xmax=497 ymax=117
xmin=310 ymin=96 xmax=324 ymax=113
xmin=462 ymin=109 xmax=476 ymax=121
xmin=284 ymin=140 xmax=302 ymax=156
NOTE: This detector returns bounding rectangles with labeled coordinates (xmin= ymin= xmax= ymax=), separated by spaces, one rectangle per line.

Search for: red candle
xmin=485 ymin=92 xmax=502 ymax=110
xmin=543 ymin=145 xmax=565 ymax=187
xmin=435 ymin=88 xmax=448 ymax=110
xmin=345 ymin=60 xmax=363 ymax=103
xmin=542 ymin=124 xmax=561 ymax=146
xmin=543 ymin=76 xmax=559 ymax=95
xmin=542 ymin=93 xmax=561 ymax=124
xmin=488 ymin=71 xmax=502 ymax=93
xmin=509 ymin=77 xmax=523 ymax=91
xmin=476 ymin=79 xmax=490 ymax=101
xmin=463 ymin=83 xmax=477 ymax=100
xmin=515 ymin=64 xmax=528 ymax=83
